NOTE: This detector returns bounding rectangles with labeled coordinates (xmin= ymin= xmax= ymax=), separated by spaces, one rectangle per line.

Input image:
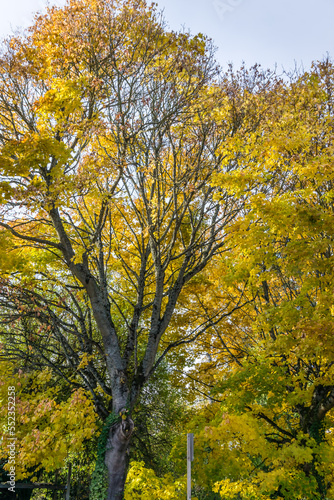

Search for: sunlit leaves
xmin=0 ymin=360 xmax=97 ymax=479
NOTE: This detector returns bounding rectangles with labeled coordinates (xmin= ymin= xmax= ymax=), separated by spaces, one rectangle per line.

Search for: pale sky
xmin=0 ymin=0 xmax=333 ymax=72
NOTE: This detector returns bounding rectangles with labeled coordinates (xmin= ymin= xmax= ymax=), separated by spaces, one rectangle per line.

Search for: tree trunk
xmin=105 ymin=413 xmax=134 ymax=500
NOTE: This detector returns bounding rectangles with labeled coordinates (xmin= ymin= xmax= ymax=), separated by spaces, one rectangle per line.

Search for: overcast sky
xmin=0 ymin=0 xmax=333 ymax=72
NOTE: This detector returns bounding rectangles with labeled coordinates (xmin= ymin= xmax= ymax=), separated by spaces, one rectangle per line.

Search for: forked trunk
xmin=105 ymin=413 xmax=134 ymax=500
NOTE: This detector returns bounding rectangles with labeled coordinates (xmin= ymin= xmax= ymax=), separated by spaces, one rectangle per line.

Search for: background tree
xmin=178 ymin=61 xmax=334 ymax=500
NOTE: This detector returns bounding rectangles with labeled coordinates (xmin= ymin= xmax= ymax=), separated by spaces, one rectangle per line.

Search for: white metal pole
xmin=187 ymin=433 xmax=194 ymax=500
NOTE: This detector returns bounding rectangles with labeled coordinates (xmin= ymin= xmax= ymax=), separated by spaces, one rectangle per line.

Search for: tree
xmin=181 ymin=61 xmax=334 ymax=499
xmin=0 ymin=0 xmax=247 ymax=497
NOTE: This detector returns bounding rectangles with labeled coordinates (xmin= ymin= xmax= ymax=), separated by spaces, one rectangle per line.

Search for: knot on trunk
xmin=107 ymin=409 xmax=134 ymax=451
xmin=120 ymin=415 xmax=135 ymax=440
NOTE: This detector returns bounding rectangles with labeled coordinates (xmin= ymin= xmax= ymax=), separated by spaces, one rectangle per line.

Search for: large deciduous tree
xmin=0 ymin=0 xmax=246 ymax=497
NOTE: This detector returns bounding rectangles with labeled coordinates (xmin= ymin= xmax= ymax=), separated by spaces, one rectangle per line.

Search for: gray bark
xmin=105 ymin=413 xmax=134 ymax=500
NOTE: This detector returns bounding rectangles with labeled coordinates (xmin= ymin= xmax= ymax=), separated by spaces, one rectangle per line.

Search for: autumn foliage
xmin=0 ymin=0 xmax=333 ymax=499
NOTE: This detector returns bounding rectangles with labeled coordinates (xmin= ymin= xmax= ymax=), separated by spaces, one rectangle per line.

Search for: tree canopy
xmin=0 ymin=0 xmax=333 ymax=499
